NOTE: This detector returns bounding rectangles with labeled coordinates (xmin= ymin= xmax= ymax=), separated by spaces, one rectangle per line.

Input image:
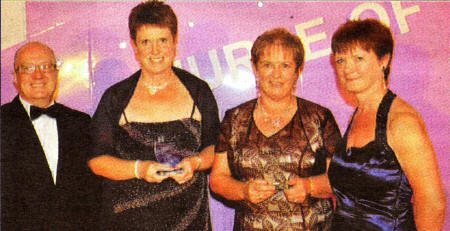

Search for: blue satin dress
xmin=328 ymin=90 xmax=416 ymax=231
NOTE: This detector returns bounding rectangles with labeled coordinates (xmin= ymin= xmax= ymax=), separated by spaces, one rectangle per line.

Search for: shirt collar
xmin=19 ymin=96 xmax=55 ymax=118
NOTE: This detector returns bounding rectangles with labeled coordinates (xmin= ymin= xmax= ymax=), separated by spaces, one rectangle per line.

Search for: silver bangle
xmin=134 ymin=160 xmax=141 ymax=179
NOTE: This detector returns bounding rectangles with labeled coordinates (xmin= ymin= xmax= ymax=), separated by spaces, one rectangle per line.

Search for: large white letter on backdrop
xmin=392 ymin=2 xmax=420 ymax=34
xmin=295 ymin=17 xmax=330 ymax=61
xmin=223 ymin=41 xmax=253 ymax=81
xmin=350 ymin=3 xmax=391 ymax=27
xmin=208 ymin=49 xmax=225 ymax=89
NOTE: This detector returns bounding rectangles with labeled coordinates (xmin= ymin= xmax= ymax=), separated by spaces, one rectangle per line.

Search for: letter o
xmin=350 ymin=3 xmax=391 ymax=27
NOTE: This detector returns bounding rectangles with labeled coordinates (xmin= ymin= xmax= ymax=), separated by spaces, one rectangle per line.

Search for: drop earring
xmin=255 ymin=79 xmax=261 ymax=98
xmin=292 ymin=84 xmax=297 ymax=95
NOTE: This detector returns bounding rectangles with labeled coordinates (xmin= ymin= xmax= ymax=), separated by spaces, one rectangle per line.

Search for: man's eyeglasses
xmin=15 ymin=62 xmax=61 ymax=74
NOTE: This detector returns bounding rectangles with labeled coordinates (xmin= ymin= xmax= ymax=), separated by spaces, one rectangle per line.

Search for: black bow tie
xmin=30 ymin=104 xmax=60 ymax=120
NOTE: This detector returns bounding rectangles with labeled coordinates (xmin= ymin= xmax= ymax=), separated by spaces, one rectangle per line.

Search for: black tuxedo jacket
xmin=1 ymin=96 xmax=101 ymax=230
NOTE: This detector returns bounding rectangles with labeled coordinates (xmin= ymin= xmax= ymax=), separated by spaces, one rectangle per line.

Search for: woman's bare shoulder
xmin=389 ymin=96 xmax=424 ymax=126
xmin=387 ymin=96 xmax=431 ymax=153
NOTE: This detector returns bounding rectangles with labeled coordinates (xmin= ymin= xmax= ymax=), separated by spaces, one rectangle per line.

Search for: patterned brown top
xmin=216 ymin=98 xmax=341 ymax=231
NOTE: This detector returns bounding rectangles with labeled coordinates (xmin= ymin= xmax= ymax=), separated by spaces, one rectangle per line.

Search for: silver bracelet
xmin=134 ymin=160 xmax=141 ymax=179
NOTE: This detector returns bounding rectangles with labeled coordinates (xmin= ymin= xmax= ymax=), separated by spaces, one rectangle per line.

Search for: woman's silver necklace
xmin=257 ymin=98 xmax=295 ymax=129
xmin=143 ymin=81 xmax=168 ymax=95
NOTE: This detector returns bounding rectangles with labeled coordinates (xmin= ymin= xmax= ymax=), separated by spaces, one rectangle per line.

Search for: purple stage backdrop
xmin=1 ymin=1 xmax=449 ymax=230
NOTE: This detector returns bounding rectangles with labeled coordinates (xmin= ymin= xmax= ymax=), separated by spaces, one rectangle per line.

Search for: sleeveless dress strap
xmin=375 ymin=90 xmax=397 ymax=143
xmin=122 ymin=111 xmax=130 ymax=124
xmin=345 ymin=108 xmax=358 ymax=139
xmin=189 ymin=101 xmax=197 ymax=118
xmin=342 ymin=108 xmax=358 ymax=151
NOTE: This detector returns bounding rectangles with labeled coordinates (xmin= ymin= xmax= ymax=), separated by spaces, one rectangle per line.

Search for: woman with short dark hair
xmin=89 ymin=1 xmax=219 ymax=230
xmin=328 ymin=19 xmax=446 ymax=231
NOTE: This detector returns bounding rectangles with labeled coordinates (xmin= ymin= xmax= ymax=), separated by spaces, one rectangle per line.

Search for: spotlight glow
xmin=223 ymin=69 xmax=255 ymax=91
xmin=58 ymin=55 xmax=92 ymax=90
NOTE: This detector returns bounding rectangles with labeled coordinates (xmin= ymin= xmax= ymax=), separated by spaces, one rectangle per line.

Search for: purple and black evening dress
xmin=328 ymin=90 xmax=416 ymax=231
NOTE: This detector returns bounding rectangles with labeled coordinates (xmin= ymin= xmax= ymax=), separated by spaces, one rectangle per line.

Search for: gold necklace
xmin=142 ymin=81 xmax=168 ymax=95
xmin=257 ymin=97 xmax=295 ymax=129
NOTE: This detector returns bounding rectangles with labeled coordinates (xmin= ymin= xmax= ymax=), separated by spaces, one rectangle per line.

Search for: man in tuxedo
xmin=1 ymin=41 xmax=101 ymax=230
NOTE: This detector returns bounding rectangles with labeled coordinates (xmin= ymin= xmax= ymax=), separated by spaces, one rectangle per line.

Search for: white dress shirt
xmin=20 ymin=97 xmax=59 ymax=184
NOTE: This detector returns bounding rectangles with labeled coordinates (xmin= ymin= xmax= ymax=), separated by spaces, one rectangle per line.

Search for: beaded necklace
xmin=257 ymin=97 xmax=296 ymax=129
xmin=142 ymin=81 xmax=168 ymax=95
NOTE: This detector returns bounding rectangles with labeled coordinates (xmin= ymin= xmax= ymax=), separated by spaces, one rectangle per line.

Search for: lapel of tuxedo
xmin=10 ymin=97 xmax=55 ymax=187
xmin=54 ymin=103 xmax=70 ymax=186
